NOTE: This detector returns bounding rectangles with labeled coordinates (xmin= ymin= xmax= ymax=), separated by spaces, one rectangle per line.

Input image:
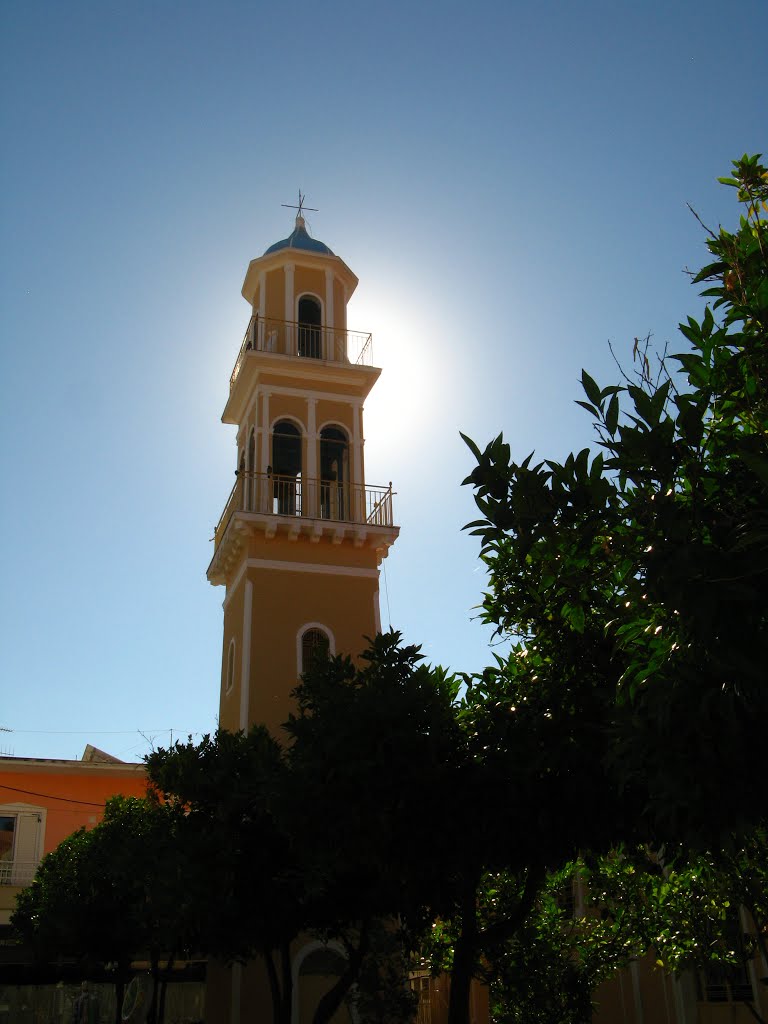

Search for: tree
xmin=462 ymin=153 xmax=768 ymax=847
xmin=147 ymin=685 xmax=433 ymax=1024
xmin=283 ymin=631 xmax=461 ymax=1024
xmin=12 ymin=796 xmax=198 ymax=1024
xmin=584 ymin=833 xmax=768 ymax=984
xmin=455 ymin=155 xmax=767 ymax=1020
xmin=288 ymin=632 xmax=634 ymax=1024
xmin=147 ymin=726 xmax=305 ymax=1024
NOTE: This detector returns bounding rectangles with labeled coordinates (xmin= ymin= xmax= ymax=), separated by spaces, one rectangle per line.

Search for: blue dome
xmin=264 ymin=216 xmax=334 ymax=257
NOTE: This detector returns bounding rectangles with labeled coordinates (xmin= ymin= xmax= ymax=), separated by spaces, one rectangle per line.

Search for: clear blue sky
xmin=1 ymin=0 xmax=764 ymax=761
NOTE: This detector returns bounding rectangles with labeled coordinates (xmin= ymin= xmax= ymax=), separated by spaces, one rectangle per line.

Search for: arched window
xmin=300 ymin=627 xmax=331 ymax=676
xmin=320 ymin=426 xmax=349 ymax=520
xmin=298 ymin=295 xmax=322 ymax=359
xmin=226 ymin=638 xmax=236 ymax=693
xmin=272 ymin=420 xmax=302 ymax=515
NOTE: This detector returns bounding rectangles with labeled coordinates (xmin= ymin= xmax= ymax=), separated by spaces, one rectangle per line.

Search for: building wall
xmin=592 ymin=952 xmax=768 ymax=1023
xmin=0 ymin=756 xmax=146 ymax=925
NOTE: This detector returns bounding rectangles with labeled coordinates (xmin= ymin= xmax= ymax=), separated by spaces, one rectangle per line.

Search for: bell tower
xmin=207 ymin=210 xmax=398 ymax=736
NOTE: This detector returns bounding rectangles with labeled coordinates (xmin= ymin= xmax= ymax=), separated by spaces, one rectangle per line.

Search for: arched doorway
xmin=272 ymin=420 xmax=302 ymax=515
xmin=295 ymin=944 xmax=354 ymax=1024
xmin=319 ymin=426 xmax=349 ymax=520
xmin=298 ymin=296 xmax=322 ymax=359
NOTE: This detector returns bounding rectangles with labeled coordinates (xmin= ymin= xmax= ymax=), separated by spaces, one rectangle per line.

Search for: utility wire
xmin=7 ymin=729 xmax=208 ymax=736
xmin=0 ymin=783 xmax=111 ymax=808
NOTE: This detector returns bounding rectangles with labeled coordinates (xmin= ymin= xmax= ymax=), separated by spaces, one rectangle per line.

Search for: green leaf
xmin=576 ymin=400 xmax=600 ymax=418
xmin=739 ymin=451 xmax=768 ymax=488
xmin=460 ymin=432 xmax=482 ymax=460
xmin=606 ymin=395 xmax=620 ymax=435
xmin=581 ymin=370 xmax=602 ymax=407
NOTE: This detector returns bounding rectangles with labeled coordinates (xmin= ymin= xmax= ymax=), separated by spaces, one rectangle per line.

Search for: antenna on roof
xmin=281 ymin=191 xmax=318 ymax=218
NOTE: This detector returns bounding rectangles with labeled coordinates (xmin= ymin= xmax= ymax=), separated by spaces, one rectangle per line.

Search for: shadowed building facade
xmin=206 ymin=213 xmax=403 ymax=1024
xmin=208 ymin=212 xmax=398 ymax=741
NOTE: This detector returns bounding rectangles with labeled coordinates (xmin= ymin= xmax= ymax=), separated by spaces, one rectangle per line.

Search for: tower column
xmin=239 ymin=579 xmax=253 ymax=731
xmin=257 ymin=270 xmax=266 ymax=348
xmin=324 ymin=268 xmax=334 ymax=359
xmin=352 ymin=399 xmax=363 ymax=520
xmin=306 ymin=397 xmax=318 ymax=516
xmin=260 ymin=389 xmax=271 ymax=512
xmin=284 ymin=263 xmax=295 ymax=354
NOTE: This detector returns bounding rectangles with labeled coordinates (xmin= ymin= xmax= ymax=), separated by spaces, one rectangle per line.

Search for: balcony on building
xmin=207 ymin=472 xmax=399 ymax=584
xmin=223 ymin=315 xmax=381 ymax=425
xmin=0 ymin=860 xmax=37 ymax=888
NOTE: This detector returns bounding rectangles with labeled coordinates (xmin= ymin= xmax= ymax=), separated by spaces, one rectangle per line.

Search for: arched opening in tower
xmin=298 ymin=295 xmax=322 ymax=359
xmin=272 ymin=420 xmax=302 ymax=515
xmin=320 ymin=426 xmax=349 ymax=521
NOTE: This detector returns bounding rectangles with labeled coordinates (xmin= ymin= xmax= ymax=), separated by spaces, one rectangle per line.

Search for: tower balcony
xmin=229 ymin=315 xmax=374 ymax=392
xmin=208 ymin=473 xmax=399 ymax=584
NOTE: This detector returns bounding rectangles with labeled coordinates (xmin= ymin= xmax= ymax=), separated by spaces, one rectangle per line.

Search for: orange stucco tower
xmin=207 ymin=211 xmax=398 ymax=736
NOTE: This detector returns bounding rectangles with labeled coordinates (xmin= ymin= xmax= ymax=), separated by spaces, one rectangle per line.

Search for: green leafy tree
xmin=283 ymin=631 xmax=462 ymax=1024
xmin=12 ymin=796 xmax=198 ymax=1024
xmin=288 ymin=632 xmax=630 ymax=1024
xmin=456 ymin=154 xmax=767 ymax=1020
xmin=147 ymin=726 xmax=304 ymax=1024
xmin=463 ymin=153 xmax=768 ymax=846
xmin=585 ymin=830 xmax=768 ymax=986
xmin=148 ymin=691 xmax=428 ymax=1024
xmin=479 ymin=866 xmax=637 ymax=1024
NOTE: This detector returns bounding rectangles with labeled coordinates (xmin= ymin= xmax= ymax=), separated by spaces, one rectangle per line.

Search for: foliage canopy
xmin=463 ymin=153 xmax=768 ymax=846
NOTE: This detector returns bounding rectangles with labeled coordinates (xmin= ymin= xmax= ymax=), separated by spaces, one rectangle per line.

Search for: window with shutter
xmin=0 ymin=805 xmax=44 ymax=886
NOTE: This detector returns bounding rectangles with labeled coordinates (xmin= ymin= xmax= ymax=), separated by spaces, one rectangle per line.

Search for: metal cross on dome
xmin=281 ymin=191 xmax=317 ymax=218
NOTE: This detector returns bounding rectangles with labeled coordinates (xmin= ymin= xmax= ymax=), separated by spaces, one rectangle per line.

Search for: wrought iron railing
xmin=214 ymin=472 xmax=395 ymax=548
xmin=0 ymin=860 xmax=38 ymax=886
xmin=230 ymin=315 xmax=374 ymax=390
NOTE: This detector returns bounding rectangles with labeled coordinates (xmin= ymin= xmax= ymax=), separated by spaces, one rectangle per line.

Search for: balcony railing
xmin=0 ymin=860 xmax=38 ymax=886
xmin=230 ymin=315 xmax=374 ymax=390
xmin=214 ymin=472 xmax=395 ymax=548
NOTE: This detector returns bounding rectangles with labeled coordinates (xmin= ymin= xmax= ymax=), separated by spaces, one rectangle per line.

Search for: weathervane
xmin=281 ymin=191 xmax=317 ymax=218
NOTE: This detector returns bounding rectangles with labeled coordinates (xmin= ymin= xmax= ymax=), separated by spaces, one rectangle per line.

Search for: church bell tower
xmin=207 ymin=208 xmax=399 ymax=735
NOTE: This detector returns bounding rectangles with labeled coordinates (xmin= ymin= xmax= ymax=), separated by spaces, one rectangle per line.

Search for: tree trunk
xmin=113 ymin=977 xmax=124 ymax=1024
xmin=263 ymin=941 xmax=293 ymax=1024
xmin=147 ymin=952 xmax=160 ymax=1024
xmin=280 ymin=941 xmax=294 ymax=1024
xmin=446 ymin=928 xmax=477 ymax=1024
xmin=447 ymin=876 xmax=481 ymax=1024
xmin=158 ymin=954 xmax=174 ymax=1024
xmin=447 ymin=866 xmax=545 ymax=1024
xmin=264 ymin=948 xmax=283 ymax=1024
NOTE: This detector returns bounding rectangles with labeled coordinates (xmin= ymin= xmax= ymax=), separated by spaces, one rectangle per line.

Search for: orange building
xmin=0 ymin=746 xmax=146 ymax=927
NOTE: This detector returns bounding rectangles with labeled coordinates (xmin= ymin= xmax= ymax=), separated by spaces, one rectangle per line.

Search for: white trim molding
xmin=295 ymin=290 xmax=324 ymax=322
xmin=246 ymin=558 xmax=379 ymax=578
xmin=239 ymin=580 xmax=253 ymax=731
xmin=270 ymin=413 xmax=307 ymax=435
xmin=225 ymin=637 xmax=236 ymax=694
xmin=222 ymin=562 xmax=248 ymax=611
